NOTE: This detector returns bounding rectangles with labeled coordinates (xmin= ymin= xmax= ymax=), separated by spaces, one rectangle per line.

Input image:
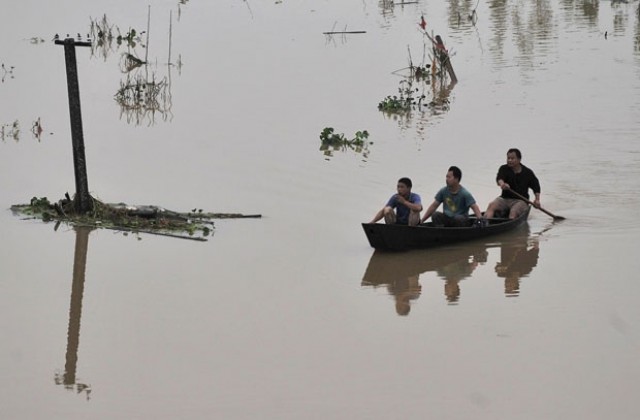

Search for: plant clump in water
xmin=114 ymin=73 xmax=171 ymax=125
xmin=378 ymin=79 xmax=426 ymax=114
xmin=319 ymin=127 xmax=371 ymax=158
xmin=11 ymin=195 xmax=222 ymax=241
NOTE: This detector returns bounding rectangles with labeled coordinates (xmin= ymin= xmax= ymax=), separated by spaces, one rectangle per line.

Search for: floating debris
xmin=11 ymin=195 xmax=262 ymax=242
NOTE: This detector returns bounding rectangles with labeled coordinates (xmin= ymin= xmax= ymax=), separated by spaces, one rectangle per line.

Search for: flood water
xmin=2 ymin=1 xmax=640 ymax=419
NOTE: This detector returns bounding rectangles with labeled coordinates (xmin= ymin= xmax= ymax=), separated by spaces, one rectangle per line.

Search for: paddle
xmin=507 ymin=188 xmax=565 ymax=221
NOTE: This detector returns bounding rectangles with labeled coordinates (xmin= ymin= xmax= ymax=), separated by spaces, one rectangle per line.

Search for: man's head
xmin=507 ymin=148 xmax=522 ymax=168
xmin=397 ymin=177 xmax=412 ymax=197
xmin=446 ymin=166 xmax=462 ymax=187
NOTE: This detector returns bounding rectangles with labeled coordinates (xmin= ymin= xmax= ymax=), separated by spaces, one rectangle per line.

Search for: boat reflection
xmin=494 ymin=228 xmax=539 ymax=297
xmin=361 ymin=225 xmax=538 ymax=314
xmin=434 ymin=243 xmax=487 ymax=304
xmin=361 ymin=243 xmax=487 ymax=314
xmin=53 ymin=227 xmax=93 ymax=400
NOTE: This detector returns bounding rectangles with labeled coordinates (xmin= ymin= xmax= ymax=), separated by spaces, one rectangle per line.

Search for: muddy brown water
xmin=2 ymin=1 xmax=640 ymax=419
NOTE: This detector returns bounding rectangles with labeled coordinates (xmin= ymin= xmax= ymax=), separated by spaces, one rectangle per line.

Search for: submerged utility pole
xmin=55 ymin=37 xmax=93 ymax=214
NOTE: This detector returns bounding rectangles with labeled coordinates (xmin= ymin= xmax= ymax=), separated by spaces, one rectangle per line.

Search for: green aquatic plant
xmin=116 ymin=28 xmax=145 ymax=48
xmin=89 ymin=14 xmax=147 ymax=59
xmin=378 ymin=95 xmax=410 ymax=112
xmin=378 ymin=79 xmax=425 ymax=114
xmin=320 ymin=127 xmax=369 ymax=146
xmin=319 ymin=127 xmax=371 ymax=158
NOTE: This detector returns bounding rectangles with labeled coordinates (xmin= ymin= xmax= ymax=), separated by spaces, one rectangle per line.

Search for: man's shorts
xmin=492 ymin=198 xmax=528 ymax=218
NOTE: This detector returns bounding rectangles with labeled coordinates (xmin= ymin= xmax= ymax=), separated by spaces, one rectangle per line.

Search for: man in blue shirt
xmin=420 ymin=166 xmax=483 ymax=227
xmin=370 ymin=177 xmax=423 ymax=226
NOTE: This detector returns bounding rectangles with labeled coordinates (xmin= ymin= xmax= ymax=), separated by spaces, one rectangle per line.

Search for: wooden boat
xmin=361 ymin=225 xmax=534 ymax=308
xmin=361 ymin=207 xmax=530 ymax=251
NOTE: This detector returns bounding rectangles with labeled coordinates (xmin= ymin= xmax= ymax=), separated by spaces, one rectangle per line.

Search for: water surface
xmin=2 ymin=1 xmax=640 ymax=419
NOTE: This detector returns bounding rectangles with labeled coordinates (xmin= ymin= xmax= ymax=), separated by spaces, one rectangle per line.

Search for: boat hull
xmin=362 ymin=208 xmax=530 ymax=251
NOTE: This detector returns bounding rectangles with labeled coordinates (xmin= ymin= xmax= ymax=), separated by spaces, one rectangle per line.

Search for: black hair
xmin=398 ymin=177 xmax=412 ymax=188
xmin=448 ymin=166 xmax=462 ymax=181
xmin=507 ymin=148 xmax=522 ymax=159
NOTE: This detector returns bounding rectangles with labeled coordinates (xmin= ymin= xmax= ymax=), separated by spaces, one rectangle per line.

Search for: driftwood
xmin=74 ymin=223 xmax=208 ymax=242
xmin=105 ymin=203 xmax=261 ymax=220
xmin=423 ymin=32 xmax=458 ymax=83
xmin=382 ymin=0 xmax=420 ymax=5
xmin=322 ymin=31 xmax=366 ymax=35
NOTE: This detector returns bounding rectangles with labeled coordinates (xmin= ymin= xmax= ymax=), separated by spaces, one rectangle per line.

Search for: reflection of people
xmin=362 ymin=245 xmax=488 ymax=312
xmin=436 ymin=248 xmax=487 ymax=303
xmin=495 ymin=237 xmax=539 ymax=296
xmin=387 ymin=275 xmax=422 ymax=316
xmin=361 ymin=250 xmax=430 ymax=316
xmin=420 ymin=166 xmax=483 ymax=226
xmin=370 ymin=177 xmax=422 ymax=226
xmin=484 ymin=148 xmax=541 ymax=219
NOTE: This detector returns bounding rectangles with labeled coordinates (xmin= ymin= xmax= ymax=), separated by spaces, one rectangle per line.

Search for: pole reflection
xmin=54 ymin=227 xmax=93 ymax=400
xmin=361 ymin=225 xmax=539 ymax=314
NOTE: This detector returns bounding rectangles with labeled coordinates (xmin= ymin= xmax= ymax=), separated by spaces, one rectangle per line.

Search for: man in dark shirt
xmin=484 ymin=148 xmax=541 ymax=219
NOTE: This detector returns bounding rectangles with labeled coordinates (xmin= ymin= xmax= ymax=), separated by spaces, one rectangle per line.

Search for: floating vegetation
xmin=115 ymin=73 xmax=172 ymax=125
xmin=89 ymin=14 xmax=116 ymax=60
xmin=120 ymin=53 xmax=145 ymax=72
xmin=378 ymin=78 xmax=426 ymax=114
xmin=379 ymin=29 xmax=457 ymax=127
xmin=90 ymin=14 xmax=146 ymax=48
xmin=11 ymin=195 xmax=261 ymax=241
xmin=428 ymin=81 xmax=454 ymax=113
xmin=378 ymin=0 xmax=418 ymax=19
xmin=1 ymin=63 xmax=15 ymax=82
xmin=89 ymin=14 xmax=146 ymax=61
xmin=411 ymin=64 xmax=431 ymax=80
xmin=319 ymin=127 xmax=371 ymax=159
xmin=31 ymin=117 xmax=43 ymax=141
xmin=379 ymin=79 xmax=455 ymax=131
xmin=1 ymin=120 xmax=19 ymax=142
xmin=1 ymin=118 xmax=49 ymax=142
xmin=87 ymin=9 xmax=182 ymax=126
xmin=116 ymin=28 xmax=145 ymax=48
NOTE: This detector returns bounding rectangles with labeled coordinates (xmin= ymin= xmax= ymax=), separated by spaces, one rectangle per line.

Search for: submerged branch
xmin=322 ymin=31 xmax=366 ymax=34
